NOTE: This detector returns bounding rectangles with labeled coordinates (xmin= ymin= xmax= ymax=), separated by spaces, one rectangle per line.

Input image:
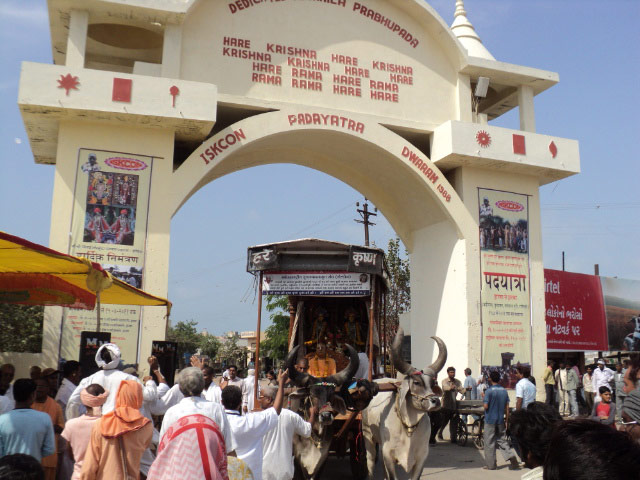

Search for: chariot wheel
xmin=349 ymin=431 xmax=368 ymax=480
xmin=473 ymin=420 xmax=485 ymax=449
xmin=456 ymin=420 xmax=468 ymax=446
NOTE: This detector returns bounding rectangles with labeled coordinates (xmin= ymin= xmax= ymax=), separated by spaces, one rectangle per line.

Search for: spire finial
xmin=450 ymin=0 xmax=495 ymax=60
xmin=454 ymin=0 xmax=467 ymax=19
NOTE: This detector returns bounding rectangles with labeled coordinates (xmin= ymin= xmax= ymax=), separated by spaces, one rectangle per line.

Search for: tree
xmin=217 ymin=332 xmax=247 ymax=369
xmin=166 ymin=319 xmax=200 ymax=364
xmin=384 ymin=236 xmax=411 ymax=346
xmin=260 ymin=295 xmax=290 ymax=364
xmin=0 ymin=304 xmax=43 ymax=353
xmin=198 ymin=334 xmax=222 ymax=360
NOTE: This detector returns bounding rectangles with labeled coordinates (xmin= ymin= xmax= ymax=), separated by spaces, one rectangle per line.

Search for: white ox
xmin=362 ymin=328 xmax=446 ymax=480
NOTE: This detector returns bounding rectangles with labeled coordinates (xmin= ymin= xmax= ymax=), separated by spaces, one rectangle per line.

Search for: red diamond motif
xmin=549 ymin=141 xmax=558 ymax=158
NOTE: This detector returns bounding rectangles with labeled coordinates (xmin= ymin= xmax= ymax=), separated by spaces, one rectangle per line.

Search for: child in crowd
xmin=591 ymin=386 xmax=616 ymax=428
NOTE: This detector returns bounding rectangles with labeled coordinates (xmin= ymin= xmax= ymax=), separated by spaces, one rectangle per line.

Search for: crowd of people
xmin=2 ymin=348 xmax=640 ymax=479
xmin=428 ymin=356 xmax=640 ymax=478
xmin=0 ymin=344 xmax=315 ymax=480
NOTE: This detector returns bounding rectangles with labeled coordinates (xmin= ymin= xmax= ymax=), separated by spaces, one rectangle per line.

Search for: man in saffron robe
xmin=81 ymin=380 xmax=153 ymax=479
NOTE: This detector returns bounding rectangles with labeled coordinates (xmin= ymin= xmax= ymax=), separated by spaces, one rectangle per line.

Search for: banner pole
xmin=254 ymin=271 xmax=263 ymax=410
xmin=96 ymin=292 xmax=101 ymax=333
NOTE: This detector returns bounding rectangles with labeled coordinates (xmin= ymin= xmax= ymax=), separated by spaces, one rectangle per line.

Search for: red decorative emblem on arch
xmin=476 ymin=130 xmax=491 ymax=148
xmin=57 ymin=74 xmax=79 ymax=96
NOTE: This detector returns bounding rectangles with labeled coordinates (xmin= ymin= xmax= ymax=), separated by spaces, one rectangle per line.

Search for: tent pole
xmin=254 ymin=271 xmax=263 ymax=411
xmin=96 ymin=291 xmax=101 ymax=333
xmin=382 ymin=293 xmax=387 ymax=376
xmin=368 ymin=277 xmax=376 ymax=381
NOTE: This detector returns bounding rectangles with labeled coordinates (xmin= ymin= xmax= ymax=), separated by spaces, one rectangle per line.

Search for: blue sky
xmin=1 ymin=1 xmax=638 ymax=336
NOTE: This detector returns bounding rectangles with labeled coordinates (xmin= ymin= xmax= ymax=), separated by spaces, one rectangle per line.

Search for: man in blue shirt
xmin=464 ymin=368 xmax=478 ymax=400
xmin=462 ymin=368 xmax=479 ymax=425
xmin=483 ymin=370 xmax=519 ymax=470
xmin=515 ymin=366 xmax=537 ymax=411
xmin=0 ymin=379 xmax=55 ymax=461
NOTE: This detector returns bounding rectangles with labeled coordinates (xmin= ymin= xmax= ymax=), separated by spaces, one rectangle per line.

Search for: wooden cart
xmin=454 ymin=399 xmax=485 ymax=449
xmin=247 ymin=239 xmax=390 ymax=478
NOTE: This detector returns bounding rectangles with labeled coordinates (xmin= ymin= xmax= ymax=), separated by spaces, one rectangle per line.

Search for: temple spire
xmin=450 ymin=0 xmax=495 ymax=60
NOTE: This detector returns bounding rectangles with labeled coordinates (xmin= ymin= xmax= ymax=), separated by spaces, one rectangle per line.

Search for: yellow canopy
xmin=0 ymin=231 xmax=171 ymax=312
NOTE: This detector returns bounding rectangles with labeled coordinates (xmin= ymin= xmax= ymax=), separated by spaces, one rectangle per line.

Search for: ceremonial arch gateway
xmin=11 ymin=0 xmax=579 ymax=385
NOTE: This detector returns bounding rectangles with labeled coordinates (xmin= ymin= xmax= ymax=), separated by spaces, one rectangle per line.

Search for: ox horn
xmin=391 ymin=327 xmax=416 ymax=376
xmin=325 ymin=344 xmax=359 ymax=386
xmin=425 ymin=336 xmax=447 ymax=375
xmin=286 ymin=345 xmax=315 ymax=387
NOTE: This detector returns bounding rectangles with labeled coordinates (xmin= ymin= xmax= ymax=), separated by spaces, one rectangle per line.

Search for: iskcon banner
xmin=479 ymin=188 xmax=531 ymax=388
xmin=61 ymin=149 xmax=154 ymax=365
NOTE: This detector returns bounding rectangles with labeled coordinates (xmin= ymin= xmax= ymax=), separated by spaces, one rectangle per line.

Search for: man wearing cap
xmin=592 ymin=359 xmax=614 ymax=403
xmin=66 ymin=343 xmax=157 ymax=420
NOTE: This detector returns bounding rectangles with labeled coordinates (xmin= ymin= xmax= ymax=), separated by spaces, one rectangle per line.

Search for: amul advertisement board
xmin=61 ymin=149 xmax=154 ymax=365
xmin=479 ymin=188 xmax=531 ymax=387
xmin=600 ymin=276 xmax=640 ymax=352
xmin=544 ymin=269 xmax=608 ymax=351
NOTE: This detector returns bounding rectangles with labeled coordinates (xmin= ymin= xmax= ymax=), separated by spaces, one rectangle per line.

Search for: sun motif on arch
xmin=476 ymin=130 xmax=491 ymax=148
xmin=57 ymin=74 xmax=80 ymax=96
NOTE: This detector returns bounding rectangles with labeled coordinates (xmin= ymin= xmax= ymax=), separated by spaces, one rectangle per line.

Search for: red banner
xmin=545 ymin=269 xmax=608 ymax=351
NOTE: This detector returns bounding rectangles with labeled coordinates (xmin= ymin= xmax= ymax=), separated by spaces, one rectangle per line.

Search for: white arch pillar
xmin=167 ymin=110 xmax=480 ymax=371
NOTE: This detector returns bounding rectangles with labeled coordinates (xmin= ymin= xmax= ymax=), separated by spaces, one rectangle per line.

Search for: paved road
xmin=323 ymin=436 xmax=525 ymax=479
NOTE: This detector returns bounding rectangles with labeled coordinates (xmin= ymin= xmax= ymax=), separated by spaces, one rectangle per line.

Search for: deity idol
xmin=87 ymin=208 xmax=111 ymax=243
xmin=111 ymin=209 xmax=132 ymax=244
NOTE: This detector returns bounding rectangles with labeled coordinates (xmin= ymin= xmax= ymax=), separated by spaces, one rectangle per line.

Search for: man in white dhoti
xmin=592 ymin=359 xmax=615 ymax=403
xmin=261 ymin=385 xmax=312 ymax=480
xmin=243 ymin=369 xmax=256 ymax=413
xmin=221 ymin=365 xmax=247 ymax=413
xmin=160 ymin=367 xmax=236 ymax=454
xmin=203 ymin=365 xmax=222 ymax=404
xmin=221 ymin=370 xmax=287 ymax=480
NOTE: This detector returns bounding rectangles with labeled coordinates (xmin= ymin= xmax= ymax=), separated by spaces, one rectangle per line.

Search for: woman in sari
xmin=81 ymin=380 xmax=152 ymax=480
xmin=148 ymin=414 xmax=229 ymax=480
